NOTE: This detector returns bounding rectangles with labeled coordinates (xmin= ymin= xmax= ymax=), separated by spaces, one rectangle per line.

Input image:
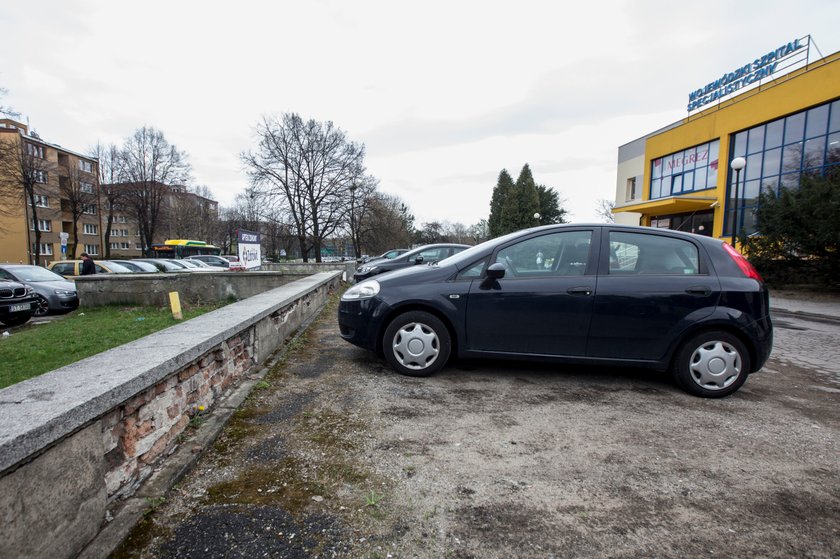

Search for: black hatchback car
xmin=353 ymin=243 xmax=470 ymax=283
xmin=339 ymin=224 xmax=773 ymax=398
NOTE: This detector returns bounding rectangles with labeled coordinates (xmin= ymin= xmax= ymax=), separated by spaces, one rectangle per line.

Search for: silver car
xmin=0 ymin=264 xmax=79 ymax=316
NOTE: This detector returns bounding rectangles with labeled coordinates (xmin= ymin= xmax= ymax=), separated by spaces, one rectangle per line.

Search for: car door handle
xmin=567 ymin=287 xmax=593 ymax=296
xmin=685 ymin=286 xmax=712 ymax=296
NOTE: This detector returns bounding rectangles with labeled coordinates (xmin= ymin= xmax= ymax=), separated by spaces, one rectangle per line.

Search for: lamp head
xmin=730 ymin=157 xmax=746 ymax=171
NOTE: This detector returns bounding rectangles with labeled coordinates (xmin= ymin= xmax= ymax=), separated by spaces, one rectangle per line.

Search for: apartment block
xmin=0 ymin=119 xmax=102 ymax=265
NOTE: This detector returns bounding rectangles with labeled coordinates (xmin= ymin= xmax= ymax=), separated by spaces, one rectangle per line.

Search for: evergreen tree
xmin=488 ymin=169 xmax=515 ymax=237
xmin=536 ymin=184 xmax=567 ymax=225
xmin=512 ymin=163 xmax=540 ymax=230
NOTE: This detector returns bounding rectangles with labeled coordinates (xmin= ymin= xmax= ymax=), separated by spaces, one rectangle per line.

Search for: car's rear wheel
xmin=34 ymin=295 xmax=50 ymax=316
xmin=0 ymin=313 xmax=34 ymax=327
xmin=672 ymin=331 xmax=750 ymax=398
xmin=383 ymin=311 xmax=451 ymax=377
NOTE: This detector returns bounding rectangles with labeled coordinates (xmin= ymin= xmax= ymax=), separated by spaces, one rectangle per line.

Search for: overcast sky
xmin=2 ymin=1 xmax=838 ymax=227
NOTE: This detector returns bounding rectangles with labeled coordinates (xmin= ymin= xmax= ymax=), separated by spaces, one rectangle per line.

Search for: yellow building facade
xmin=614 ymin=42 xmax=840 ymax=243
xmin=0 ymin=119 xmax=102 ymax=265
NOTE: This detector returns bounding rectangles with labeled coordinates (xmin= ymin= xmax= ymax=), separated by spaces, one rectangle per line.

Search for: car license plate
xmin=9 ymin=303 xmax=30 ymax=312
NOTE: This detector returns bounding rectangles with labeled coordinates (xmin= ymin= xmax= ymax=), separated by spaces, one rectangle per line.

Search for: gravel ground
xmin=114 ymin=297 xmax=840 ymax=559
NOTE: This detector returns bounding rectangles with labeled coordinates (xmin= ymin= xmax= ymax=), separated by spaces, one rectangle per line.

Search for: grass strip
xmin=0 ymin=304 xmax=225 ymax=389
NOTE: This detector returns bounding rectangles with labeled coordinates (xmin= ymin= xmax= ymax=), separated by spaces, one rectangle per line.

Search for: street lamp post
xmin=729 ymin=157 xmax=746 ymax=247
xmin=534 ymin=212 xmax=541 ymax=226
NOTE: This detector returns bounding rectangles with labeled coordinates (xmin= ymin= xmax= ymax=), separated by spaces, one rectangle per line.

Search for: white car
xmin=186 ymin=255 xmax=244 ymax=271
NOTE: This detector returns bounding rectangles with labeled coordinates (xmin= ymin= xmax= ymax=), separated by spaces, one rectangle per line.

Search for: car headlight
xmin=25 ymin=286 xmax=35 ymax=296
xmin=342 ymin=280 xmax=381 ymax=301
xmin=357 ymin=265 xmax=377 ymax=274
xmin=54 ymin=289 xmax=76 ymax=296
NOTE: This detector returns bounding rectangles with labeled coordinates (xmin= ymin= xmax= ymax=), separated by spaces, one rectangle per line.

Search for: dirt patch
xmin=115 ymin=296 xmax=840 ymax=558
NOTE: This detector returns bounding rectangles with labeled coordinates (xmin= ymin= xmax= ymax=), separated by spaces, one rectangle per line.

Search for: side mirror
xmin=414 ymin=255 xmax=424 ymax=264
xmin=486 ymin=262 xmax=506 ymax=279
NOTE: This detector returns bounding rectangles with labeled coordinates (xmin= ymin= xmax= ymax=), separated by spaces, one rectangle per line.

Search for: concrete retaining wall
xmin=0 ymin=271 xmax=341 ymax=559
xmin=74 ymin=261 xmax=356 ymax=308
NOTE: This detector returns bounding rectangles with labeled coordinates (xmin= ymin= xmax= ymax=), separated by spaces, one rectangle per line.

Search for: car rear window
xmin=609 ymin=232 xmax=700 ymax=275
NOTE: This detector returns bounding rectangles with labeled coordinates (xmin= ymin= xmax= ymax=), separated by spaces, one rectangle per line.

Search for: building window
xmin=116 ymin=215 xmax=128 ymax=223
xmin=625 ymin=176 xmax=642 ymax=201
xmin=110 ymin=242 xmax=130 ymax=250
xmin=80 ymin=181 xmax=94 ymax=193
xmin=83 ymin=223 xmax=98 ymax=235
xmin=726 ymin=98 xmax=840 ymax=236
xmin=30 ymin=219 xmax=52 ymax=232
xmin=650 ymin=140 xmax=720 ymax=200
xmin=34 ymin=195 xmax=49 ymax=208
xmin=32 ymin=243 xmax=53 ymax=256
xmin=83 ymin=204 xmax=97 ymax=215
xmin=135 ymin=243 xmax=143 ymax=250
xmin=33 ymin=169 xmax=48 ymax=183
xmin=83 ymin=244 xmax=99 ymax=256
xmin=110 ymin=229 xmax=129 ymax=237
xmin=26 ymin=143 xmax=45 ymax=158
xmin=78 ymin=160 xmax=93 ymax=173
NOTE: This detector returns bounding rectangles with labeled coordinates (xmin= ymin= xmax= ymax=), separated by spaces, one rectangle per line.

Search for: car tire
xmin=0 ymin=313 xmax=34 ymax=327
xmin=34 ymin=295 xmax=50 ymax=316
xmin=672 ymin=331 xmax=750 ymax=398
xmin=383 ymin=311 xmax=451 ymax=377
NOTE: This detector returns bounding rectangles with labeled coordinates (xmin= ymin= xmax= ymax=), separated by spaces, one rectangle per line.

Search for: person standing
xmin=80 ymin=252 xmax=96 ymax=275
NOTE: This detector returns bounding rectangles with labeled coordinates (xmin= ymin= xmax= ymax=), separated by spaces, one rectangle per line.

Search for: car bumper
xmin=0 ymin=299 xmax=36 ymax=317
xmin=337 ymin=297 xmax=391 ymax=352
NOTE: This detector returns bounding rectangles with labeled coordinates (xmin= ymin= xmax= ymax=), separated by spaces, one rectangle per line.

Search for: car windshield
xmin=6 ymin=266 xmax=65 ymax=282
xmin=101 ymin=261 xmax=134 ymax=273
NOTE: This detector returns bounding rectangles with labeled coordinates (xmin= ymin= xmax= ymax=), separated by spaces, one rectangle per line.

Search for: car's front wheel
xmin=383 ymin=311 xmax=451 ymax=377
xmin=672 ymin=331 xmax=750 ymax=398
xmin=34 ymin=295 xmax=50 ymax=316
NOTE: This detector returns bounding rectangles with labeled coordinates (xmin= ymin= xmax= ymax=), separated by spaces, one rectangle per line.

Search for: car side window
xmin=457 ymin=258 xmax=488 ymax=279
xmin=417 ymin=248 xmax=444 ymax=263
xmin=0 ymin=270 xmax=15 ymax=281
xmin=495 ymin=231 xmax=592 ymax=277
xmin=609 ymin=232 xmax=700 ymax=275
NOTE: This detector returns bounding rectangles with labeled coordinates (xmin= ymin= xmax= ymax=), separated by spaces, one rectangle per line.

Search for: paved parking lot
xmin=113 ymin=302 xmax=840 ymax=558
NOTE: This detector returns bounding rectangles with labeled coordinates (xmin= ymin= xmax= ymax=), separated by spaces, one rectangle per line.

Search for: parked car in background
xmin=361 ymin=249 xmax=409 ymax=264
xmin=182 ymin=259 xmax=225 ymax=271
xmin=133 ymin=259 xmax=192 ymax=273
xmin=0 ymin=264 xmax=78 ymax=316
xmin=0 ymin=279 xmax=38 ymax=326
xmin=48 ymin=260 xmax=134 ymax=277
xmin=353 ymin=244 xmax=470 ymax=283
xmin=110 ymin=260 xmax=160 ymax=273
xmin=221 ymin=255 xmax=246 ymax=271
xmin=339 ymin=224 xmax=773 ymax=398
xmin=186 ymin=255 xmax=240 ymax=270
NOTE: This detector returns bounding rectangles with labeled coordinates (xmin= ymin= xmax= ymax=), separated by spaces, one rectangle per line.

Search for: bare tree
xmin=90 ymin=142 xmax=127 ymax=258
xmin=242 ymin=113 xmax=365 ymax=262
xmin=596 ymin=199 xmax=616 ymax=223
xmin=357 ymin=193 xmax=414 ymax=254
xmin=118 ymin=127 xmax=191 ymax=255
xmin=346 ymin=174 xmax=378 ymax=258
xmin=0 ymin=133 xmax=54 ymax=264
xmin=59 ymin=166 xmax=99 ymax=258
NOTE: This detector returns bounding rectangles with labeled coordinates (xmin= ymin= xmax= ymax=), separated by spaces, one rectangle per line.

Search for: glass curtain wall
xmin=726 ymin=98 xmax=840 ymax=236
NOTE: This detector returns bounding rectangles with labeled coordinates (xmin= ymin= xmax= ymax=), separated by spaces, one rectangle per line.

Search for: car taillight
xmin=722 ymin=242 xmax=763 ymax=281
